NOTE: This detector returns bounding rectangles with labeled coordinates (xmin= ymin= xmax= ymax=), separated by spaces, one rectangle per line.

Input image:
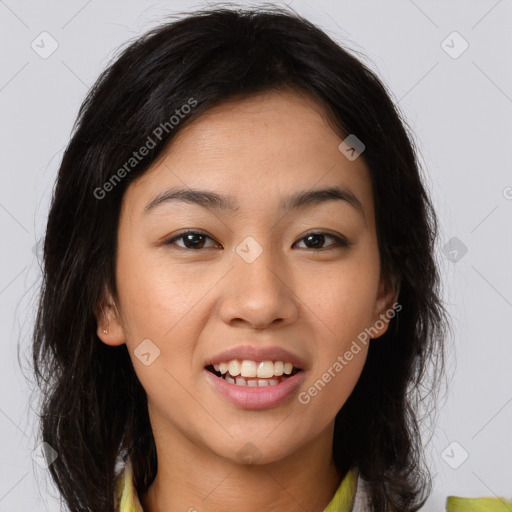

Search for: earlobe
xmin=95 ymin=298 xmax=126 ymax=347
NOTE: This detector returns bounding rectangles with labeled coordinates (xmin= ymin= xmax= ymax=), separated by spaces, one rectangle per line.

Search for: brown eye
xmin=294 ymin=232 xmax=350 ymax=251
xmin=165 ymin=231 xmax=220 ymax=250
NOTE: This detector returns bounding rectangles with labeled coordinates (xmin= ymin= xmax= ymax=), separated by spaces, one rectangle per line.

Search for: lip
xmin=204 ymin=345 xmax=308 ymax=370
xmin=204 ymin=367 xmax=306 ymax=410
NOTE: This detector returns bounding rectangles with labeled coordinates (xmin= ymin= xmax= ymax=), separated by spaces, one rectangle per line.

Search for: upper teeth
xmin=213 ymin=360 xmax=294 ymax=378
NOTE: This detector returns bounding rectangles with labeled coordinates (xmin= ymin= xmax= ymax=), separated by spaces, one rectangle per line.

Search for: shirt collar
xmin=115 ymin=459 xmax=359 ymax=512
xmin=115 ymin=459 xmax=144 ymax=512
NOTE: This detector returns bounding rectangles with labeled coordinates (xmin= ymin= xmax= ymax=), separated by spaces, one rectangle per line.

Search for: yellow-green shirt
xmin=115 ymin=459 xmax=512 ymax=512
xmin=115 ymin=460 xmax=360 ymax=512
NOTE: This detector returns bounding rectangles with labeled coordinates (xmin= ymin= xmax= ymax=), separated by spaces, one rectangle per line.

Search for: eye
xmin=164 ymin=230 xmax=350 ymax=251
xmin=293 ymin=232 xmax=350 ymax=251
xmin=164 ymin=230 xmax=221 ymax=250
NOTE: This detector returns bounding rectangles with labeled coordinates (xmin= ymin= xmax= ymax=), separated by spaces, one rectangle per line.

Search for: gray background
xmin=1 ymin=0 xmax=511 ymax=510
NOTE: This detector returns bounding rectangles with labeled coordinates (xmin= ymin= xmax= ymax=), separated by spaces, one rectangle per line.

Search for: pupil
xmin=306 ymin=234 xmax=324 ymax=249
xmin=185 ymin=233 xmax=204 ymax=249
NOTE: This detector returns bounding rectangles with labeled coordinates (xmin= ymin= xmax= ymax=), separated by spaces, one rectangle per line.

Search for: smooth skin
xmin=97 ymin=88 xmax=399 ymax=512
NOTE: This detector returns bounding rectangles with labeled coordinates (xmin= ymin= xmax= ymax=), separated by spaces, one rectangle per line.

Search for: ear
xmin=369 ymin=272 xmax=401 ymax=340
xmin=95 ymin=289 xmax=126 ymax=347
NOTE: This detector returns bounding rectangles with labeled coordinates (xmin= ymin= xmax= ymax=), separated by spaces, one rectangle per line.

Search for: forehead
xmin=171 ymin=88 xmax=342 ymax=156
xmin=124 ymin=89 xmax=374 ymax=223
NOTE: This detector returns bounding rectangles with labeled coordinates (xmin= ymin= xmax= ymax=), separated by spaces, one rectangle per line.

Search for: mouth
xmin=205 ymin=360 xmax=302 ymax=387
xmin=204 ymin=359 xmax=306 ymax=410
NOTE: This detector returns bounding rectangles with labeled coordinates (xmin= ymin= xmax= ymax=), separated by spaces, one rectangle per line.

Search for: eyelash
xmin=164 ymin=230 xmax=351 ymax=252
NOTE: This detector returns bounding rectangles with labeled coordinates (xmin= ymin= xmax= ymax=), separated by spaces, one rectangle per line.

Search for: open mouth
xmin=205 ymin=363 xmax=301 ymax=387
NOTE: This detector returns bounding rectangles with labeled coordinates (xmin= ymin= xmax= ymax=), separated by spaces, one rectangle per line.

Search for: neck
xmin=140 ymin=421 xmax=343 ymax=512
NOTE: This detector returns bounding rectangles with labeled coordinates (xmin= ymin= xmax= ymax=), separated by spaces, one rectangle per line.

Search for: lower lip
xmin=204 ymin=369 xmax=306 ymax=410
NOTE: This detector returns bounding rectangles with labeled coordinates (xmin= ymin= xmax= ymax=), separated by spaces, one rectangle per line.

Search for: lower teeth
xmin=222 ymin=374 xmax=286 ymax=387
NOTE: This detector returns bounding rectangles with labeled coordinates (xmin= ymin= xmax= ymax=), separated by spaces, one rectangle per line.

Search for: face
xmin=98 ymin=89 xmax=397 ymax=465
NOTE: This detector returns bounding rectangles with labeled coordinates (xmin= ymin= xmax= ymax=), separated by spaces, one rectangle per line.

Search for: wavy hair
xmin=31 ymin=5 xmax=449 ymax=511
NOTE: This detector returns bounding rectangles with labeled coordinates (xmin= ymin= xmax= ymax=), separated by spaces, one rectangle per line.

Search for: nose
xmin=217 ymin=246 xmax=299 ymax=330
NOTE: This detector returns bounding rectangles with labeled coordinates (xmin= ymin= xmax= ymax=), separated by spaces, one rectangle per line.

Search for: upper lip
xmin=204 ymin=345 xmax=307 ymax=370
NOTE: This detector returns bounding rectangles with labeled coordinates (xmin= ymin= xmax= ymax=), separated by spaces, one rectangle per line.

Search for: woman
xmin=33 ymin=5 xmax=494 ymax=511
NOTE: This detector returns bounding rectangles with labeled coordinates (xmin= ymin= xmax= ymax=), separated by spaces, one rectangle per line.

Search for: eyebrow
xmin=143 ymin=185 xmax=365 ymax=219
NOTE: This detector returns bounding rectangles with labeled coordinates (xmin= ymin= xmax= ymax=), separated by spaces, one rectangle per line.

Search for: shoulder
xmin=350 ymin=475 xmax=435 ymax=512
xmin=352 ymin=479 xmax=512 ymax=512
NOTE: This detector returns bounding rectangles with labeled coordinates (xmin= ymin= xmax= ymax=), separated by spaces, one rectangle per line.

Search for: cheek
xmin=299 ymin=251 xmax=380 ymax=338
xmin=115 ymin=245 xmax=213 ymax=400
xmin=296 ymin=249 xmax=378 ymax=412
xmin=115 ymin=243 xmax=207 ymax=338
xmin=116 ymin=262 xmax=201 ymax=411
xmin=298 ymin=340 xmax=368 ymax=432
